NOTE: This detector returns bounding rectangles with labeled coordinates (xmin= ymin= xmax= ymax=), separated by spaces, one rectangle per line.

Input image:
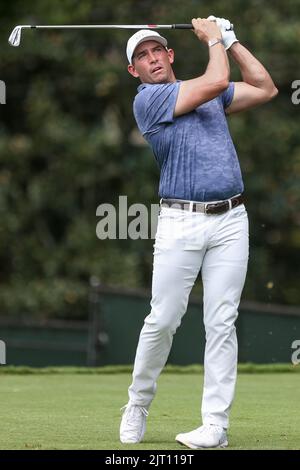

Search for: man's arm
xmin=226 ymin=42 xmax=278 ymax=114
xmin=174 ymin=18 xmax=230 ymax=117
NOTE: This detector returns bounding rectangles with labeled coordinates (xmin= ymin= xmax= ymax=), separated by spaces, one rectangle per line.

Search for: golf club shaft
xmin=13 ymin=22 xmax=234 ymax=31
xmin=8 ymin=22 xmax=234 ymax=47
xmin=19 ymin=24 xmax=194 ymax=30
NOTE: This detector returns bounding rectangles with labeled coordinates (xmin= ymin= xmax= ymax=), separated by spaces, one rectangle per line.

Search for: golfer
xmin=120 ymin=16 xmax=278 ymax=449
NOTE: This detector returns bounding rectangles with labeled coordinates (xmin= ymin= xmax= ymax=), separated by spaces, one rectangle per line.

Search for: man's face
xmin=128 ymin=40 xmax=175 ymax=84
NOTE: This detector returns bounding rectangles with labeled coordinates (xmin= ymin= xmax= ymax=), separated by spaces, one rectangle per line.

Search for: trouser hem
xmin=202 ymin=419 xmax=229 ymax=430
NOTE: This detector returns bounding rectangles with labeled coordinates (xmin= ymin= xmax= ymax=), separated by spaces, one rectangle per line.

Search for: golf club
xmin=8 ymin=22 xmax=234 ymax=47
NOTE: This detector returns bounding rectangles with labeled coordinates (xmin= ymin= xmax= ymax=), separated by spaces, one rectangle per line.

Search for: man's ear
xmin=167 ymin=48 xmax=175 ymax=65
xmin=128 ymin=64 xmax=139 ymax=78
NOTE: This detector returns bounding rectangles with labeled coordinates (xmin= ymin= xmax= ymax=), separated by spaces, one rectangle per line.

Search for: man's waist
xmin=160 ymin=194 xmax=244 ymax=215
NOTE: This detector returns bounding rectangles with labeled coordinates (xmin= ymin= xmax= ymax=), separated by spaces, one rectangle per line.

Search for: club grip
xmin=173 ymin=24 xmax=193 ymax=29
xmin=173 ymin=22 xmax=234 ymax=31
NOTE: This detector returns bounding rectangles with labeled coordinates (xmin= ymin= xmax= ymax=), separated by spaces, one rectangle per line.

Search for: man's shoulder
xmin=137 ymin=83 xmax=152 ymax=93
xmin=137 ymin=81 xmax=180 ymax=94
xmin=134 ymin=85 xmax=151 ymax=114
xmin=135 ymin=81 xmax=180 ymax=105
xmin=136 ymin=82 xmax=166 ymax=99
xmin=133 ymin=81 xmax=180 ymax=133
xmin=134 ymin=83 xmax=167 ymax=111
xmin=135 ymin=83 xmax=155 ymax=100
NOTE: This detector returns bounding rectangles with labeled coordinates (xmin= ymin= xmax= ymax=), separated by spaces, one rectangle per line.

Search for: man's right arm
xmin=174 ymin=18 xmax=230 ymax=117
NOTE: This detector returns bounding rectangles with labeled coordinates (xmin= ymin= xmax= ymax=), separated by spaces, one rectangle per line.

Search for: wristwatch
xmin=208 ymin=38 xmax=223 ymax=48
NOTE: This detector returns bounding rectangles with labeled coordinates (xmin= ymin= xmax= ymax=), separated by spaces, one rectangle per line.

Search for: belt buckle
xmin=204 ymin=202 xmax=214 ymax=214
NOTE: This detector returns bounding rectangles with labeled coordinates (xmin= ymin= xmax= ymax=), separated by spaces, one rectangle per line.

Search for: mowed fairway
xmin=0 ymin=369 xmax=299 ymax=450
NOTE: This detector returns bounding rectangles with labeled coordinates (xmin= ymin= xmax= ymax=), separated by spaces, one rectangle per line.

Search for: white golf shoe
xmin=175 ymin=424 xmax=228 ymax=449
xmin=120 ymin=403 xmax=149 ymax=444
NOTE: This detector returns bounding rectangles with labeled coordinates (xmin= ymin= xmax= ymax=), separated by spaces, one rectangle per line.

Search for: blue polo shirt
xmin=133 ymin=81 xmax=244 ymax=202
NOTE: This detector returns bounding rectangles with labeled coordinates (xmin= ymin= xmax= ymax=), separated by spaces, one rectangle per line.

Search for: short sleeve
xmin=133 ymin=82 xmax=180 ymax=136
xmin=221 ymin=82 xmax=235 ymax=109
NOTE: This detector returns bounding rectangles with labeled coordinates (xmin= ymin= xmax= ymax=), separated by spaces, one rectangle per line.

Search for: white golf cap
xmin=126 ymin=29 xmax=168 ymax=64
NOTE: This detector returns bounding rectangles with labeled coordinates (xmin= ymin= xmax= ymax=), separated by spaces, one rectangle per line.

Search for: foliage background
xmin=0 ymin=0 xmax=299 ymax=319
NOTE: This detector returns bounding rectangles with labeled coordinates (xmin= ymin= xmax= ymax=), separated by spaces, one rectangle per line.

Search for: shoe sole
xmin=120 ymin=439 xmax=142 ymax=444
xmin=176 ymin=437 xmax=228 ymax=450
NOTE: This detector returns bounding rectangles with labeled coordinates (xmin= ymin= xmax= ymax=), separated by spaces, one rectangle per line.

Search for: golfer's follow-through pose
xmin=120 ymin=16 xmax=278 ymax=449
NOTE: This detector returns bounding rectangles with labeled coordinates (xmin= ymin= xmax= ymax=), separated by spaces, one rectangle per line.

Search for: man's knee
xmin=144 ymin=308 xmax=183 ymax=335
xmin=205 ymin=321 xmax=236 ymax=340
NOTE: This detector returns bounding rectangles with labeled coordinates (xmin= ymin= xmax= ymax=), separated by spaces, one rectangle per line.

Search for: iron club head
xmin=8 ymin=26 xmax=24 ymax=47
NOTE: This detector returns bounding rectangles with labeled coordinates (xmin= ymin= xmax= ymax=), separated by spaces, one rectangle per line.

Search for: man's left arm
xmin=226 ymin=42 xmax=278 ymax=114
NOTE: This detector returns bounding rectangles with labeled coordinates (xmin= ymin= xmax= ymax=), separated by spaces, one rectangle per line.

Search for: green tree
xmin=0 ymin=0 xmax=299 ymax=318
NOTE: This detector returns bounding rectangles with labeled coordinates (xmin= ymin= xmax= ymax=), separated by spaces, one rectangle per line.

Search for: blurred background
xmin=0 ymin=0 xmax=299 ymax=366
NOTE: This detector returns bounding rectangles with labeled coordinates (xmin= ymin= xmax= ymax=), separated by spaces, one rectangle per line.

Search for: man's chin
xmin=150 ymin=74 xmax=168 ymax=84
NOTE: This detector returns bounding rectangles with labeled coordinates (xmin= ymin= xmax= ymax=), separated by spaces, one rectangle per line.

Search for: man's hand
xmin=207 ymin=15 xmax=239 ymax=50
xmin=192 ymin=18 xmax=222 ymax=44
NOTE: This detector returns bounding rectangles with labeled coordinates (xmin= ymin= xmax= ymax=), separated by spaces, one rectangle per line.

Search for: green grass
xmin=0 ymin=368 xmax=299 ymax=450
xmin=1 ymin=363 xmax=299 ymax=374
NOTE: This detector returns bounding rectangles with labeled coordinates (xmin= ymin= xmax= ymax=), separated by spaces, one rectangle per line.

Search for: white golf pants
xmin=128 ymin=203 xmax=249 ymax=429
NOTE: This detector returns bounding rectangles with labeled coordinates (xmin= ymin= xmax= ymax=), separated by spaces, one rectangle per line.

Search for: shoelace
xmin=198 ymin=424 xmax=223 ymax=434
xmin=120 ymin=404 xmax=149 ymax=420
